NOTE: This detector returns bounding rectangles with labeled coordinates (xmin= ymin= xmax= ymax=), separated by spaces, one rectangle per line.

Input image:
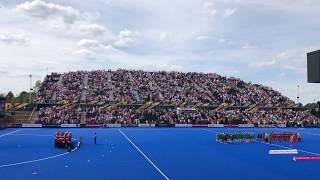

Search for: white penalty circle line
xmin=201 ymin=129 xmax=320 ymax=156
xmin=0 ymin=133 xmax=80 ymax=168
xmin=0 ymin=130 xmax=21 ymax=138
xmin=118 ymin=129 xmax=170 ymax=180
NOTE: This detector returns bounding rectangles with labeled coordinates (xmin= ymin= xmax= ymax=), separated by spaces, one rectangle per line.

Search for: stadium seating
xmin=32 ymin=70 xmax=320 ymax=126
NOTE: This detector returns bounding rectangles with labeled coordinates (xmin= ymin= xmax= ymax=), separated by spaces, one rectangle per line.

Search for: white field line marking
xmin=0 ymin=134 xmax=80 ymax=168
xmin=0 ymin=146 xmax=79 ymax=168
xmin=201 ymin=129 xmax=320 ymax=156
xmin=118 ymin=129 xmax=170 ymax=180
xmin=258 ymin=140 xmax=320 ymax=156
xmin=0 ymin=143 xmax=79 ymax=168
xmin=0 ymin=130 xmax=21 ymax=138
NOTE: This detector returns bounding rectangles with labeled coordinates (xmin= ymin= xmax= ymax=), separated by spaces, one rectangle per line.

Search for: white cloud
xmin=15 ymin=0 xmax=80 ymax=24
xmin=114 ymin=30 xmax=137 ymax=47
xmin=0 ymin=32 xmax=29 ymax=45
xmin=218 ymin=38 xmax=226 ymax=43
xmin=77 ymin=39 xmax=120 ymax=56
xmin=223 ymin=8 xmax=236 ymax=17
xmin=196 ymin=35 xmax=209 ymax=41
xmin=1 ymin=0 xmax=320 ymax=104
xmin=250 ymin=60 xmax=276 ymax=67
xmin=242 ymin=43 xmax=255 ymax=49
xmin=14 ymin=0 xmax=112 ymax=40
xmin=159 ymin=32 xmax=170 ymax=41
xmin=162 ymin=64 xmax=183 ymax=70
xmin=78 ymin=24 xmax=106 ymax=36
xmin=277 ymin=52 xmax=286 ymax=58
xmin=202 ymin=2 xmax=218 ymax=16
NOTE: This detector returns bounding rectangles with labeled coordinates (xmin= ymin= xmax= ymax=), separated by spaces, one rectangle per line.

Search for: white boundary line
xmin=0 ymin=145 xmax=79 ymax=168
xmin=0 ymin=130 xmax=21 ymax=138
xmin=118 ymin=129 xmax=170 ymax=180
xmin=0 ymin=134 xmax=79 ymax=168
xmin=201 ymin=129 xmax=320 ymax=156
xmin=258 ymin=141 xmax=320 ymax=156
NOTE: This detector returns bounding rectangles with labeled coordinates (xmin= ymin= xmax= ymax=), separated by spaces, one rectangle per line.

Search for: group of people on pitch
xmin=257 ymin=132 xmax=302 ymax=145
xmin=217 ymin=132 xmax=302 ymax=145
xmin=217 ymin=132 xmax=255 ymax=143
xmin=55 ymin=131 xmax=72 ymax=148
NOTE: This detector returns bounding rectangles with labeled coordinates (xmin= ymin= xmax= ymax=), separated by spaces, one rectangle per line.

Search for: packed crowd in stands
xmin=32 ymin=69 xmax=319 ymax=126
xmin=86 ymin=70 xmax=112 ymax=103
xmin=33 ymin=106 xmax=81 ymax=124
xmin=34 ymin=73 xmax=61 ymax=103
xmin=56 ymin=72 xmax=85 ymax=102
xmin=35 ymin=70 xmax=295 ymax=106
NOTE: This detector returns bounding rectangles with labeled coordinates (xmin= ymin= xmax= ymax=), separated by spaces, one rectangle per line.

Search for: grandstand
xmin=25 ymin=69 xmax=319 ymax=127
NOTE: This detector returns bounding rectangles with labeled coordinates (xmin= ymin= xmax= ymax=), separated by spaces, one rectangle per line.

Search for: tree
xmin=5 ymin=91 xmax=14 ymax=102
xmin=16 ymin=91 xmax=29 ymax=103
xmin=33 ymin=80 xmax=42 ymax=92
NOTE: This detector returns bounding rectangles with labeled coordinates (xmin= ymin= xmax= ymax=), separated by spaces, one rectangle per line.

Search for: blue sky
xmin=0 ymin=0 xmax=319 ymax=104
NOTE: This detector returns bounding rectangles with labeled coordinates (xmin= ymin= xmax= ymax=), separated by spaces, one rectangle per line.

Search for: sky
xmin=0 ymin=0 xmax=319 ymax=104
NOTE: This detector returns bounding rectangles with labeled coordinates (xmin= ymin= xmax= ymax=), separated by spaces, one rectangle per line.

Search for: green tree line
xmin=0 ymin=80 xmax=42 ymax=104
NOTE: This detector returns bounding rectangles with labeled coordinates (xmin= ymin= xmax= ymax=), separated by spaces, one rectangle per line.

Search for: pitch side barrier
xmin=9 ymin=123 xmax=320 ymax=128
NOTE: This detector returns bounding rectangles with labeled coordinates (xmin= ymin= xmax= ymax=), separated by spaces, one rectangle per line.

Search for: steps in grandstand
xmin=80 ymin=112 xmax=87 ymax=124
xmin=250 ymin=107 xmax=259 ymax=112
xmin=102 ymin=104 xmax=110 ymax=109
xmin=127 ymin=72 xmax=141 ymax=102
xmin=147 ymin=102 xmax=160 ymax=109
xmin=11 ymin=103 xmax=29 ymax=111
xmin=205 ymin=113 xmax=214 ymax=123
xmin=246 ymin=104 xmax=257 ymax=112
xmin=88 ymin=100 xmax=98 ymax=105
xmin=58 ymin=100 xmax=68 ymax=105
xmin=139 ymin=101 xmax=153 ymax=110
xmin=29 ymin=111 xmax=38 ymax=123
xmin=68 ymin=103 xmax=78 ymax=110
xmin=147 ymin=72 xmax=164 ymax=100
xmin=106 ymin=101 xmax=125 ymax=110
xmin=194 ymin=102 xmax=203 ymax=108
xmin=165 ymin=112 xmax=175 ymax=124
xmin=11 ymin=111 xmax=32 ymax=124
xmin=192 ymin=81 xmax=213 ymax=102
xmin=178 ymin=102 xmax=187 ymax=108
xmin=106 ymin=71 xmax=115 ymax=101
xmin=193 ymin=102 xmax=211 ymax=108
xmin=51 ymin=74 xmax=63 ymax=102
xmin=215 ymin=103 xmax=229 ymax=111
xmin=80 ymin=73 xmax=89 ymax=103
xmin=194 ymin=81 xmax=215 ymax=103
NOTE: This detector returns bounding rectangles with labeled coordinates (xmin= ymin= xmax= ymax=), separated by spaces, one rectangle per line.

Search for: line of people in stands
xmin=32 ymin=105 xmax=319 ymax=126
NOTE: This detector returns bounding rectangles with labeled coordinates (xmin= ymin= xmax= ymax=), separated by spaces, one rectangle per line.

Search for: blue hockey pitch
xmin=0 ymin=128 xmax=319 ymax=180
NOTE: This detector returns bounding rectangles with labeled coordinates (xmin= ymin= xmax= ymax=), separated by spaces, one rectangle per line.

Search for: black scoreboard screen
xmin=0 ymin=97 xmax=5 ymax=117
xmin=307 ymin=50 xmax=320 ymax=83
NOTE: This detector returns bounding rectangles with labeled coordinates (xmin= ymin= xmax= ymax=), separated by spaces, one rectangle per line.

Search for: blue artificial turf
xmin=0 ymin=128 xmax=319 ymax=180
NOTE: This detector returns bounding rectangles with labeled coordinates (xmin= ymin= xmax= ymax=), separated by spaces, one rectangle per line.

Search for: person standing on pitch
xmin=93 ymin=132 xmax=97 ymax=145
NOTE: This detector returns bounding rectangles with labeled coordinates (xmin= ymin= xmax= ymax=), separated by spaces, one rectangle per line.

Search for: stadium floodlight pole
xmin=29 ymin=74 xmax=32 ymax=103
xmin=297 ymin=84 xmax=300 ymax=104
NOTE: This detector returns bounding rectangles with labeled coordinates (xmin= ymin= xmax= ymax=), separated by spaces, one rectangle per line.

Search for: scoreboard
xmin=0 ymin=97 xmax=5 ymax=117
xmin=307 ymin=50 xmax=320 ymax=83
